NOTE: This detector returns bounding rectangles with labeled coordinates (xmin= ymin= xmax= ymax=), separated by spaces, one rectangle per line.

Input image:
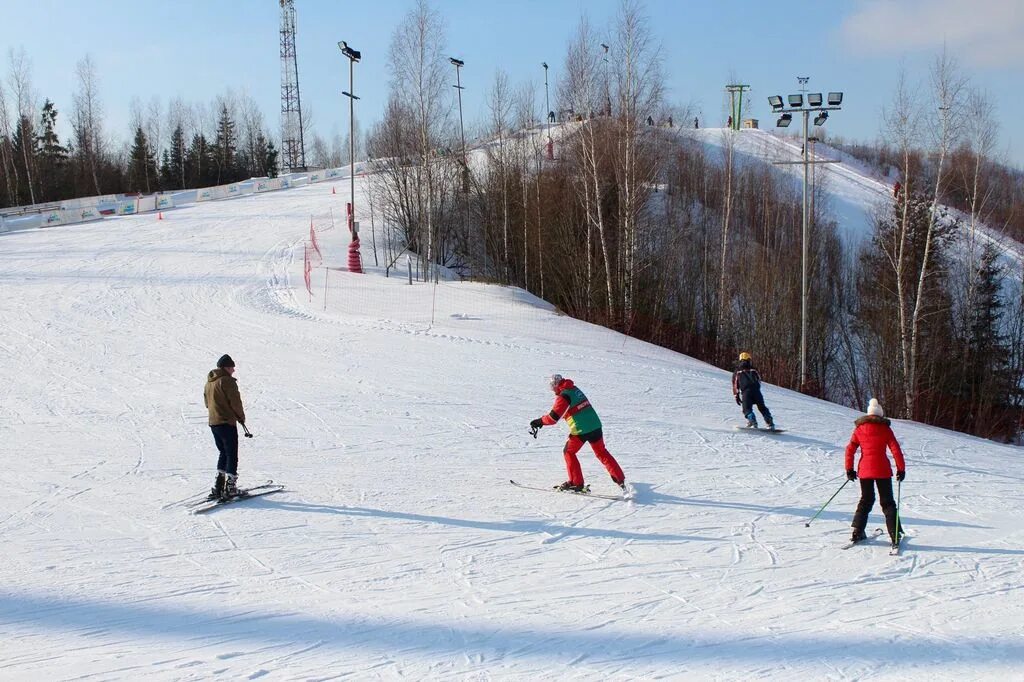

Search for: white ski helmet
xmin=548 ymin=374 xmax=564 ymax=391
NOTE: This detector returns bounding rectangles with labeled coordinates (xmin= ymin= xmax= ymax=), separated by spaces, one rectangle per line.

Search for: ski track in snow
xmin=0 ymin=171 xmax=1022 ymax=680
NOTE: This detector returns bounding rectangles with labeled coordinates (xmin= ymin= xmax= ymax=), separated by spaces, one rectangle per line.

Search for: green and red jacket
xmin=540 ymin=378 xmax=602 ymax=436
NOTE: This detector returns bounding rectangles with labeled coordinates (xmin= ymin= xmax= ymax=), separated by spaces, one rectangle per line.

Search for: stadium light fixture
xmin=828 ymin=91 xmax=843 ymax=106
xmin=339 ymin=40 xmax=361 ymax=63
xmin=813 ymin=111 xmax=829 ymax=126
xmin=808 ymin=92 xmax=823 ymax=107
xmin=788 ymin=94 xmax=803 ymax=107
xmin=768 ymin=95 xmax=784 ymax=111
xmin=777 ymin=113 xmax=793 ymax=127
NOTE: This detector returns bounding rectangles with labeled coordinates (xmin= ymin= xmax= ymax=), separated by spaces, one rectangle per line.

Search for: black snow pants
xmin=741 ymin=389 xmax=773 ymax=426
xmin=852 ymin=478 xmax=903 ymax=540
xmin=211 ymin=424 xmax=239 ymax=476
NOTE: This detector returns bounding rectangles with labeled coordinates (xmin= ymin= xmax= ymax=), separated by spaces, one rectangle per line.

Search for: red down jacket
xmin=844 ymin=415 xmax=906 ymax=479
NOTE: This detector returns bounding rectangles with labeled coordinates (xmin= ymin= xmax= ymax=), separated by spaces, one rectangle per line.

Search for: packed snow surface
xmin=1 ymin=176 xmax=1022 ymax=680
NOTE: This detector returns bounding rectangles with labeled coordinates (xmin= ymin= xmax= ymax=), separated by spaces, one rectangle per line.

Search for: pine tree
xmin=949 ymin=242 xmax=1014 ymax=437
xmin=213 ymin=104 xmax=237 ymax=185
xmin=252 ymin=132 xmax=278 ymax=178
xmin=35 ymin=99 xmax=68 ymax=202
xmin=184 ymin=133 xmax=213 ymax=188
xmin=127 ymin=126 xmax=157 ymax=193
xmin=161 ymin=124 xmax=186 ymax=190
xmin=11 ymin=112 xmax=37 ymax=205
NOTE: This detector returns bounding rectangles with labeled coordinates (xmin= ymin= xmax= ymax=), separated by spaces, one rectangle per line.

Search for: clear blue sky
xmin=2 ymin=0 xmax=1022 ymax=166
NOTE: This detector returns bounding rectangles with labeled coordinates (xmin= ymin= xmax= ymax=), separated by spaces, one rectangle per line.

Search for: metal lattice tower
xmin=279 ymin=0 xmax=306 ymax=172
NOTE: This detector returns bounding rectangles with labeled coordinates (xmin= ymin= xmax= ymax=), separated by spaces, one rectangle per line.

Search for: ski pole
xmin=894 ymin=479 xmax=902 ymax=540
xmin=804 ymin=478 xmax=850 ymax=527
xmin=242 ymin=423 xmax=253 ymax=438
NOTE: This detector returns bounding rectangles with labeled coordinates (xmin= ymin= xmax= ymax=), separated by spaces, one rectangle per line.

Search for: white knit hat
xmin=867 ymin=398 xmax=884 ymax=417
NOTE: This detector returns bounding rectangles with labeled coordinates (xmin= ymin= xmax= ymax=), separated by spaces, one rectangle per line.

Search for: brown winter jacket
xmin=205 ymin=369 xmax=246 ymax=426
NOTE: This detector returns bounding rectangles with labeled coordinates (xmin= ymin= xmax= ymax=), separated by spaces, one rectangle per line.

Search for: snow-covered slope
xmin=1 ymin=178 xmax=1022 ymax=680
xmin=687 ymin=128 xmax=1023 ymax=270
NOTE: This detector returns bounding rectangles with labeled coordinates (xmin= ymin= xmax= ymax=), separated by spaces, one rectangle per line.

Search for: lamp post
xmin=339 ymin=40 xmax=361 ymax=239
xmin=450 ymin=57 xmax=467 ymax=191
xmin=542 ymin=61 xmax=550 ymax=136
xmin=600 ymin=42 xmax=611 ymax=116
xmin=768 ymin=84 xmax=844 ymax=391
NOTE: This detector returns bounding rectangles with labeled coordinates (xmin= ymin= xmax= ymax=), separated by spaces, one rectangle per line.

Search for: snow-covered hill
xmin=1 ymin=177 xmax=1022 ymax=680
xmin=688 ymin=127 xmax=1023 ymax=275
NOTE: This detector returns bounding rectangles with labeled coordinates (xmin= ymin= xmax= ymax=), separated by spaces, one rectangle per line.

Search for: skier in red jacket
xmin=844 ymin=398 xmax=906 ymax=546
xmin=530 ymin=375 xmax=626 ymax=493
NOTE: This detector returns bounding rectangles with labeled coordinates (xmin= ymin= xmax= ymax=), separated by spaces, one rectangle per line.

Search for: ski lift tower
xmin=725 ymin=83 xmax=750 ymax=131
xmin=280 ymin=0 xmax=306 ymax=172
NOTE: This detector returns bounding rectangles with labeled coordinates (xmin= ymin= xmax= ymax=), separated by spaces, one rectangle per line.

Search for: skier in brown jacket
xmin=204 ymin=354 xmax=248 ymax=499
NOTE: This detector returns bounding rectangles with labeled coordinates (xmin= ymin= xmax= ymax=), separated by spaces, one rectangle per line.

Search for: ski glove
xmin=896 ymin=470 xmax=905 ymax=482
xmin=846 ymin=469 xmax=857 ymax=481
xmin=530 ymin=418 xmax=544 ymax=430
xmin=734 ymin=394 xmax=741 ymax=405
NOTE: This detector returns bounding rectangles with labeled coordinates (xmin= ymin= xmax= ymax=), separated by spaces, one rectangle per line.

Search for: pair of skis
xmin=510 ymin=479 xmax=631 ymax=501
xmin=841 ymin=527 xmax=902 ymax=555
xmin=183 ymin=480 xmax=285 ymax=514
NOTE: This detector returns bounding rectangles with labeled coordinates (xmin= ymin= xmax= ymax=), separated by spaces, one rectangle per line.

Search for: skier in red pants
xmin=530 ymin=374 xmax=626 ymax=493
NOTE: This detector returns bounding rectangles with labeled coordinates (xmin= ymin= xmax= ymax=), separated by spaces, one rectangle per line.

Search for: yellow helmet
xmin=738 ymin=352 xmax=752 ymax=361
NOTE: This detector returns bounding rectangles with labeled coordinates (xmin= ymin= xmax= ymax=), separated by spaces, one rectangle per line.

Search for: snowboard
xmin=734 ymin=425 xmax=786 ymax=434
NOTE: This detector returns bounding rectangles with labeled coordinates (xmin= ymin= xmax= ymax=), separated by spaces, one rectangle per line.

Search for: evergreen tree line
xmin=369 ymin=1 xmax=1024 ymax=442
xmin=0 ymin=51 xmax=279 ymax=210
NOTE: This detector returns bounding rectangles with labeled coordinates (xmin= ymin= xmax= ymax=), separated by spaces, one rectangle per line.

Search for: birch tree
xmin=8 ymin=48 xmax=37 ymax=204
xmin=612 ymin=0 xmax=663 ymax=317
xmin=388 ymin=0 xmax=450 ymax=279
xmin=72 ymin=54 xmax=104 ymax=195
xmin=907 ymin=49 xmax=967 ymax=418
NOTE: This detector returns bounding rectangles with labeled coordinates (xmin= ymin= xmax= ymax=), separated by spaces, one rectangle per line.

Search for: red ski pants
xmin=563 ymin=429 xmax=624 ymax=486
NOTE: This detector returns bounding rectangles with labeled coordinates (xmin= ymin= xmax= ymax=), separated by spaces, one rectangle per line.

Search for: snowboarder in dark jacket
xmin=530 ymin=375 xmax=626 ymax=493
xmin=732 ymin=352 xmax=775 ymax=430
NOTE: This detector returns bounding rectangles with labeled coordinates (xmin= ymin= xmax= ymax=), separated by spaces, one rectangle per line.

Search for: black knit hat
xmin=217 ymin=354 xmax=235 ymax=368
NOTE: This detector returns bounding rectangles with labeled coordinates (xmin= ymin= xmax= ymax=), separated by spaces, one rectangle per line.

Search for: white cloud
xmin=840 ymin=0 xmax=1024 ymax=68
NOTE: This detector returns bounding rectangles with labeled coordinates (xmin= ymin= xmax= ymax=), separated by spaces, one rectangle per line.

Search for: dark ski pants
xmin=211 ymin=424 xmax=239 ymax=476
xmin=852 ymin=478 xmax=903 ymax=540
xmin=563 ymin=428 xmax=625 ymax=486
xmin=741 ymin=389 xmax=773 ymax=426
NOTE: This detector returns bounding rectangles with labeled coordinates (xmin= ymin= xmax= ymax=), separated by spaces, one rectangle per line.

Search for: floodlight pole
xmin=769 ymin=88 xmax=843 ymax=391
xmin=340 ymin=41 xmax=361 ymax=240
xmin=451 ymin=58 xmax=467 ymax=171
xmin=348 ymin=55 xmax=356 ymax=237
xmin=543 ymin=62 xmax=551 ymax=144
xmin=801 ymin=108 xmax=810 ymax=389
xmin=601 ymin=43 xmax=611 ymax=116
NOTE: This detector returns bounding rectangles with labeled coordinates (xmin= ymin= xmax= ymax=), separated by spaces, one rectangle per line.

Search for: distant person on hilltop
xmin=844 ymin=398 xmax=906 ymax=549
xmin=732 ymin=352 xmax=776 ymax=431
xmin=530 ymin=374 xmax=627 ymax=494
xmin=204 ymin=354 xmax=249 ymax=500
